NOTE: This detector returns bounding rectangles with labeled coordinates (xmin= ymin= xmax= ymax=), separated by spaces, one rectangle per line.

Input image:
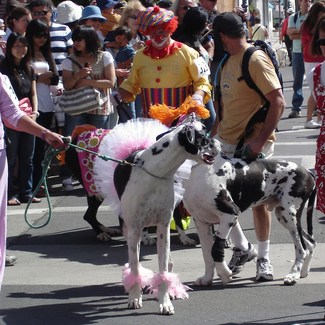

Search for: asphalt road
xmin=0 ymin=65 xmax=325 ymax=325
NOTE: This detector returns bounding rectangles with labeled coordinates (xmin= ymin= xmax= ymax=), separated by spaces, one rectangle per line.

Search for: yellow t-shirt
xmin=217 ymin=44 xmax=281 ymax=144
xmin=100 ymin=12 xmax=121 ymax=37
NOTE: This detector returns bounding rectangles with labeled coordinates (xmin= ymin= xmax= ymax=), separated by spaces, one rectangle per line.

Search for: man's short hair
xmin=27 ymin=0 xmax=52 ymax=12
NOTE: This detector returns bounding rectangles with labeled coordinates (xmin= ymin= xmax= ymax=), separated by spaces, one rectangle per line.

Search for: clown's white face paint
xmin=149 ymin=26 xmax=171 ymax=49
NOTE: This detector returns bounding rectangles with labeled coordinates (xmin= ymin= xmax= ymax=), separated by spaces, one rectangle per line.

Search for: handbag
xmin=19 ymin=97 xmax=33 ymax=115
xmin=59 ymin=56 xmax=108 ymax=116
xmin=59 ymin=86 xmax=107 ymax=116
xmin=3 ymin=97 xmax=33 ymax=130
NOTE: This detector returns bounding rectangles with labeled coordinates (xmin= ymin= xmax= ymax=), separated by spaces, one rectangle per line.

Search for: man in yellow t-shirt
xmin=211 ymin=13 xmax=285 ymax=282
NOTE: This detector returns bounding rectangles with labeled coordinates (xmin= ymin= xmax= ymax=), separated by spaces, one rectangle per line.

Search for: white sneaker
xmin=62 ymin=178 xmax=74 ymax=191
xmin=304 ymin=120 xmax=321 ymax=129
xmin=256 ymin=258 xmax=274 ymax=281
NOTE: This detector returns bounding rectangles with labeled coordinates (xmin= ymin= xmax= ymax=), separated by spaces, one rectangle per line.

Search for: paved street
xmin=0 ymin=65 xmax=325 ymax=325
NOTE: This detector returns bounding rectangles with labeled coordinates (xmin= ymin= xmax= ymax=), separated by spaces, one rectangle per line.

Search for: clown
xmin=118 ymin=6 xmax=211 ymax=117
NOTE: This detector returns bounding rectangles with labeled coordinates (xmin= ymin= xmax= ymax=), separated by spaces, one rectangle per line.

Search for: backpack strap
xmin=235 ymin=47 xmax=270 ymax=154
xmin=293 ymin=11 xmax=299 ymax=24
xmin=239 ymin=46 xmax=267 ymax=101
xmin=251 ymin=25 xmax=261 ymax=39
xmin=214 ymin=53 xmax=230 ymax=123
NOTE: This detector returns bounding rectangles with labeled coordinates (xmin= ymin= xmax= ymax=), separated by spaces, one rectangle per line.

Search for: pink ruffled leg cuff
xmin=122 ymin=263 xmax=154 ymax=292
xmin=149 ymin=271 xmax=192 ymax=299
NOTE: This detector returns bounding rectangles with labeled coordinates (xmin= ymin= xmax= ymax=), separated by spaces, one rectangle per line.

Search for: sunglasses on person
xmin=207 ymin=0 xmax=218 ymax=3
xmin=90 ymin=18 xmax=103 ymax=22
xmin=181 ymin=5 xmax=191 ymax=10
xmin=318 ymin=38 xmax=325 ymax=46
xmin=128 ymin=15 xmax=138 ymax=19
xmin=34 ymin=33 xmax=49 ymax=39
xmin=32 ymin=10 xmax=49 ymax=16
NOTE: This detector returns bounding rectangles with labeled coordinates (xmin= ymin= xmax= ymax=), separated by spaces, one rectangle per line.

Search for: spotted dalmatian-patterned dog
xmin=91 ymin=115 xmax=217 ymax=315
xmin=183 ymin=138 xmax=316 ymax=286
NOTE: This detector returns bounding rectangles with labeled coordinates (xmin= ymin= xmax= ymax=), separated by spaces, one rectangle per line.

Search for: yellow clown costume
xmin=119 ymin=6 xmax=211 ymax=117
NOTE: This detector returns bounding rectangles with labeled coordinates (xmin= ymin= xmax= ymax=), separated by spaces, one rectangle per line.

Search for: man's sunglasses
xmin=32 ymin=10 xmax=49 ymax=16
xmin=34 ymin=33 xmax=49 ymax=39
xmin=317 ymin=38 xmax=325 ymax=46
xmin=181 ymin=5 xmax=191 ymax=10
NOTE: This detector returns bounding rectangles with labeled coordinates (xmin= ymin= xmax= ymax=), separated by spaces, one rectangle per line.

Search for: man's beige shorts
xmin=215 ymin=135 xmax=275 ymax=159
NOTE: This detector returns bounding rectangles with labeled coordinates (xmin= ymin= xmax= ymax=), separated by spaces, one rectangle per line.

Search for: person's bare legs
xmin=305 ymin=95 xmax=321 ymax=129
xmin=253 ymin=205 xmax=274 ymax=281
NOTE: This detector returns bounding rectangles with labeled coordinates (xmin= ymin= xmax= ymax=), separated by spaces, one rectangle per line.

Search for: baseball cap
xmin=213 ymin=12 xmax=244 ymax=36
xmin=287 ymin=8 xmax=294 ymax=14
xmin=96 ymin=0 xmax=118 ymax=10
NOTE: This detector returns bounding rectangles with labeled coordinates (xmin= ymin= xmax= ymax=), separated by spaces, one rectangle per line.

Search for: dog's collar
xmin=135 ymin=163 xmax=172 ymax=180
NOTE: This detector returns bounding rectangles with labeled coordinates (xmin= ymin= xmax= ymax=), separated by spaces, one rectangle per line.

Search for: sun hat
xmin=80 ymin=5 xmax=107 ymax=22
xmin=138 ymin=6 xmax=174 ymax=34
xmin=97 ymin=0 xmax=118 ymax=10
xmin=56 ymin=1 xmax=83 ymax=24
xmin=213 ymin=12 xmax=244 ymax=36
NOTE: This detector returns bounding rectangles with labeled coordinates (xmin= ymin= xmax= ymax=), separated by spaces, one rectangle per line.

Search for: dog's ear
xmin=156 ymin=128 xmax=174 ymax=141
xmin=178 ymin=125 xmax=199 ymax=154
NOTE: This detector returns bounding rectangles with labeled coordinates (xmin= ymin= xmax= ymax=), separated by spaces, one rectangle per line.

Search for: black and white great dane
xmin=183 ymin=138 xmax=316 ymax=286
xmin=90 ymin=115 xmax=216 ymax=314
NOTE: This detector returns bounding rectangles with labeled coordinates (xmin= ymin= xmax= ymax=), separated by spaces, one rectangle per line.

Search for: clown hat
xmin=138 ymin=6 xmax=174 ymax=34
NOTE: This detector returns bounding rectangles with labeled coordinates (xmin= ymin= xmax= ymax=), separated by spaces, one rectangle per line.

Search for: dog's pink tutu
xmin=93 ymin=118 xmax=193 ymax=216
xmin=93 ymin=119 xmax=169 ymax=215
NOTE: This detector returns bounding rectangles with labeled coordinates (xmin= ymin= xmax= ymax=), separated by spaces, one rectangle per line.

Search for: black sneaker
xmin=228 ymin=243 xmax=257 ymax=275
xmin=288 ymin=110 xmax=301 ymax=118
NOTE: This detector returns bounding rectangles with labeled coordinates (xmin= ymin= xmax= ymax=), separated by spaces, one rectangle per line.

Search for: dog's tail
xmin=306 ymin=169 xmax=317 ymax=237
xmin=57 ymin=124 xmax=97 ymax=165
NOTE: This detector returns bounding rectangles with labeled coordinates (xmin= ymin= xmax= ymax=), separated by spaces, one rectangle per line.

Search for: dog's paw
xmin=128 ymin=297 xmax=143 ymax=309
xmin=283 ymin=273 xmax=299 ymax=286
xmin=97 ymin=232 xmax=112 ymax=241
xmin=179 ymin=234 xmax=197 ymax=247
xmin=194 ymin=275 xmax=213 ymax=286
xmin=216 ymin=262 xmax=232 ymax=285
xmin=128 ymin=286 xmax=143 ymax=309
xmin=158 ymin=300 xmax=175 ymax=315
xmin=99 ymin=225 xmax=122 ymax=236
xmin=141 ymin=231 xmax=156 ymax=246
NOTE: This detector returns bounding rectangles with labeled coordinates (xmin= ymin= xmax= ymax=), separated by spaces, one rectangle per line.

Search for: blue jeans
xmin=33 ymin=112 xmax=53 ymax=190
xmin=6 ymin=128 xmax=35 ymax=199
xmin=64 ymin=113 xmax=111 ymax=136
xmin=291 ymin=52 xmax=305 ymax=111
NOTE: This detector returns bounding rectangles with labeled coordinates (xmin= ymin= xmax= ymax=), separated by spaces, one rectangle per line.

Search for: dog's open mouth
xmin=202 ymin=153 xmax=216 ymax=164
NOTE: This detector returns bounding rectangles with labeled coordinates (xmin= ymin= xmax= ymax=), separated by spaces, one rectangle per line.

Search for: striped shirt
xmin=50 ymin=22 xmax=73 ymax=77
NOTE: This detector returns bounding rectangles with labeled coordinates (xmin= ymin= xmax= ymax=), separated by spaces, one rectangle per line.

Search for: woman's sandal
xmin=8 ymin=198 xmax=21 ymax=206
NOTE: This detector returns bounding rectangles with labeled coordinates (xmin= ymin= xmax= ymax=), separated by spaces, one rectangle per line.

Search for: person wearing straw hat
xmin=117 ymin=5 xmax=211 ymax=118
